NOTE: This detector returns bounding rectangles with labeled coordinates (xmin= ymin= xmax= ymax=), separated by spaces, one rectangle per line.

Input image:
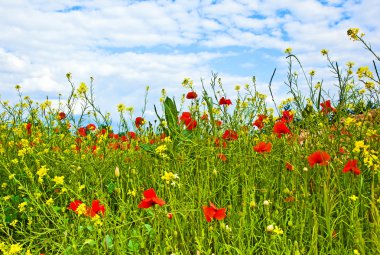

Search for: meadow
xmin=0 ymin=28 xmax=379 ymax=255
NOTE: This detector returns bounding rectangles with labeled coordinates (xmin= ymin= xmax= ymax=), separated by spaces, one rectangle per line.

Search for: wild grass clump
xmin=0 ymin=28 xmax=379 ymax=254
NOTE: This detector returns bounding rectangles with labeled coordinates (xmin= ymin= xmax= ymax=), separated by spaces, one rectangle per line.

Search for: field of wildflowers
xmin=0 ymin=28 xmax=379 ymax=254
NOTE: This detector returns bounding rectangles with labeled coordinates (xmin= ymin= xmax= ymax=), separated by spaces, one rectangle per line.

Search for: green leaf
xmin=107 ymin=182 xmax=116 ymax=194
xmin=127 ymin=239 xmax=139 ymax=252
xmin=83 ymin=239 xmax=96 ymax=246
xmin=164 ymin=97 xmax=179 ymax=137
xmin=104 ymin=234 xmax=114 ymax=249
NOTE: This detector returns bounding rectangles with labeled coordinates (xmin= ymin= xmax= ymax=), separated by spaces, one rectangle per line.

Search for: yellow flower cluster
xmin=117 ymin=103 xmax=126 ymax=113
xmin=347 ymin=28 xmax=364 ymax=41
xmin=155 ymin=144 xmax=169 ymax=159
xmin=357 ymin=66 xmax=373 ymax=79
xmin=353 ymin=141 xmax=379 ymax=169
xmin=53 ymin=176 xmax=65 ymax=185
xmin=37 ymin=165 xmax=48 ymax=183
xmin=161 ymin=171 xmax=179 ymax=185
xmin=77 ymin=82 xmax=88 ymax=95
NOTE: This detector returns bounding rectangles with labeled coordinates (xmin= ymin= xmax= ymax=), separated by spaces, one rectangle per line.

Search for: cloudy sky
xmin=0 ymin=0 xmax=379 ymax=124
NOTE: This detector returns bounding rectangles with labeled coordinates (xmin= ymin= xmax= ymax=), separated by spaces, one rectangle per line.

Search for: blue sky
xmin=0 ymin=0 xmax=379 ymax=124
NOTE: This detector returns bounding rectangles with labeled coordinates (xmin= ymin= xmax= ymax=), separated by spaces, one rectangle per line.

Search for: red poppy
xmin=343 ymin=159 xmax=360 ymax=175
xmin=253 ymin=141 xmax=272 ymax=153
xmin=215 ymin=120 xmax=223 ymax=127
xmin=167 ymin=213 xmax=173 ymax=219
xmin=219 ymin=97 xmax=232 ymax=105
xmin=26 ymin=123 xmax=32 ymax=135
xmin=78 ymin=127 xmax=87 ymax=137
xmin=201 ymin=113 xmax=209 ymax=121
xmin=273 ymin=121 xmax=290 ymax=138
xmin=284 ymin=196 xmax=295 ymax=202
xmin=186 ymin=91 xmax=198 ymax=99
xmin=68 ymin=200 xmax=83 ymax=212
xmin=86 ymin=123 xmax=96 ymax=131
xmin=87 ymin=200 xmax=106 ymax=217
xmin=307 ymin=150 xmax=331 ymax=167
xmin=128 ymin=131 xmax=136 ymax=139
xmin=253 ymin=114 xmax=267 ymax=129
xmin=184 ymin=118 xmax=197 ymax=131
xmin=217 ymin=153 xmax=227 ymax=161
xmin=320 ymin=100 xmax=336 ymax=114
xmin=179 ymin=112 xmax=192 ymax=122
xmin=138 ymin=188 xmax=166 ymax=208
xmin=281 ymin=110 xmax=294 ymax=123
xmin=135 ymin=117 xmax=145 ymax=129
xmin=202 ymin=202 xmax=226 ymax=222
xmin=285 ymin=162 xmax=294 ymax=171
xmin=58 ymin=112 xmax=66 ymax=120
xmin=214 ymin=138 xmax=227 ymax=148
xmin=222 ymin=130 xmax=238 ymax=140
xmin=339 ymin=147 xmax=346 ymax=154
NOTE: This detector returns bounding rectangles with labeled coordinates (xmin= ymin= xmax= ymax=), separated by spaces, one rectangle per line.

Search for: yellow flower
xmin=8 ymin=243 xmax=22 ymax=254
xmin=273 ymin=226 xmax=284 ymax=235
xmin=127 ymin=189 xmax=136 ymax=197
xmin=46 ymin=198 xmax=54 ymax=206
xmin=76 ymin=203 xmax=87 ymax=216
xmin=235 ymin=85 xmax=241 ymax=91
xmin=9 ymin=174 xmax=16 ymax=180
xmin=349 ymin=195 xmax=358 ymax=201
xmin=115 ymin=166 xmax=120 ymax=177
xmin=365 ymin=81 xmax=375 ymax=90
xmin=18 ymin=202 xmax=27 ymax=213
xmin=284 ymin=47 xmax=292 ymax=54
xmin=357 ymin=66 xmax=373 ymax=79
xmin=161 ymin=171 xmax=179 ymax=184
xmin=321 ymin=49 xmax=328 ymax=56
xmin=309 ymin=70 xmax=316 ymax=76
xmin=117 ymin=103 xmax=126 ymax=113
xmin=347 ymin=28 xmax=360 ymax=41
xmin=10 ymin=219 xmax=18 ymax=227
xmin=53 ymin=176 xmax=65 ymax=185
xmin=37 ymin=165 xmax=48 ymax=183
xmin=77 ymin=82 xmax=88 ymax=94
xmin=1 ymin=183 xmax=7 ymax=189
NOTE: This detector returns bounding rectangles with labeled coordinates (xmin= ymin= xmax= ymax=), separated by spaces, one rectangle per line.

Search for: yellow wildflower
xmin=46 ymin=198 xmax=54 ymax=206
xmin=8 ymin=243 xmax=22 ymax=254
xmin=18 ymin=202 xmax=27 ymax=213
xmin=53 ymin=176 xmax=65 ymax=185
xmin=321 ymin=49 xmax=328 ymax=56
xmin=284 ymin=47 xmax=292 ymax=54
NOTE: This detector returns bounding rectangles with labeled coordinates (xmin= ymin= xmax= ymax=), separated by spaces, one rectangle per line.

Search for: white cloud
xmin=0 ymin=0 xmax=379 ymax=127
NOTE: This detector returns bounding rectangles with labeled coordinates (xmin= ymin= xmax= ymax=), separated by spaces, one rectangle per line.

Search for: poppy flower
xmin=217 ymin=153 xmax=227 ymax=161
xmin=68 ymin=200 xmax=83 ymax=212
xmin=214 ymin=138 xmax=227 ymax=148
xmin=186 ymin=91 xmax=198 ymax=99
xmin=179 ymin=112 xmax=192 ymax=122
xmin=222 ymin=130 xmax=238 ymax=141
xmin=320 ymin=100 xmax=336 ymax=114
xmin=219 ymin=97 xmax=232 ymax=105
xmin=253 ymin=114 xmax=267 ymax=129
xmin=281 ymin=110 xmax=294 ymax=123
xmin=87 ymin=200 xmax=106 ymax=217
xmin=215 ymin=120 xmax=223 ymax=127
xmin=58 ymin=112 xmax=66 ymax=120
xmin=273 ymin=121 xmax=290 ymax=138
xmin=202 ymin=202 xmax=226 ymax=222
xmin=343 ymin=159 xmax=360 ymax=175
xmin=135 ymin=117 xmax=145 ymax=129
xmin=128 ymin=131 xmax=136 ymax=139
xmin=184 ymin=118 xmax=197 ymax=130
xmin=307 ymin=150 xmax=331 ymax=167
xmin=26 ymin=123 xmax=32 ymax=135
xmin=86 ymin=123 xmax=96 ymax=131
xmin=138 ymin=188 xmax=166 ymax=208
xmin=201 ymin=113 xmax=209 ymax=121
xmin=78 ymin=127 xmax=87 ymax=137
xmin=253 ymin=141 xmax=272 ymax=153
xmin=285 ymin=162 xmax=294 ymax=171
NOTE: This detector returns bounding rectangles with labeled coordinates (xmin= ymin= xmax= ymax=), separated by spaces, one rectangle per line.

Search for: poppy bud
xmin=115 ymin=166 xmax=120 ymax=177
